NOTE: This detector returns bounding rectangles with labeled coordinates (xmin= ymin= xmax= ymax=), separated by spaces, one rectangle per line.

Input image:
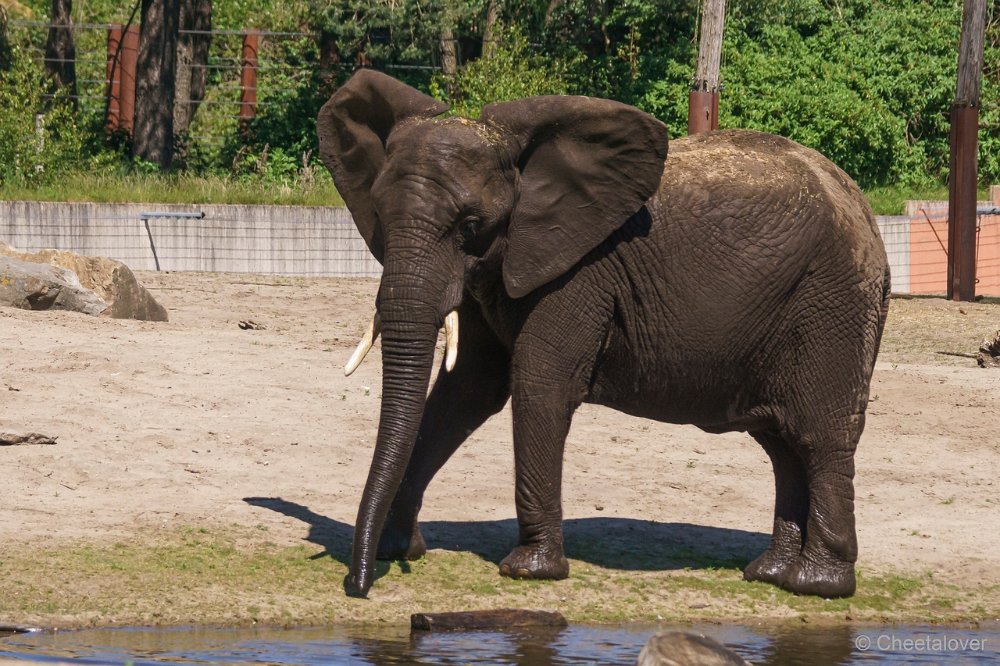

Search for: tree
xmin=0 ymin=5 xmax=12 ymax=72
xmin=133 ymin=0 xmax=180 ymax=168
xmin=174 ymin=0 xmax=211 ymax=140
xmin=43 ymin=0 xmax=76 ymax=104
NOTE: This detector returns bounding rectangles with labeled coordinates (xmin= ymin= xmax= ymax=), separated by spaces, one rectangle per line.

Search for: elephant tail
xmin=873 ymin=263 xmax=892 ymax=360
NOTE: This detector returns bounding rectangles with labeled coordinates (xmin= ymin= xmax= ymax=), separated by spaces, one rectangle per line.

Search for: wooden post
xmin=120 ymin=24 xmax=139 ymax=134
xmin=947 ymin=0 xmax=986 ymax=301
xmin=239 ymin=29 xmax=259 ymax=137
xmin=104 ymin=24 xmax=123 ymax=132
xmin=689 ymin=0 xmax=725 ymax=135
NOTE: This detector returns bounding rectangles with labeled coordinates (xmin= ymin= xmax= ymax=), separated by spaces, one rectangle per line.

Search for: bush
xmin=430 ymin=25 xmax=570 ymax=118
xmin=0 ymin=46 xmax=86 ymax=186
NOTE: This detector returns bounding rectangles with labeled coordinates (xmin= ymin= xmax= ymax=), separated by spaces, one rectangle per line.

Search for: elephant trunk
xmin=346 ymin=269 xmax=441 ymax=598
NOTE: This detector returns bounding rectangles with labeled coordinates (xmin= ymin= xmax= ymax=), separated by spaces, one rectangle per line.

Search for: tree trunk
xmin=174 ymin=0 xmax=211 ymax=138
xmin=318 ymin=30 xmax=340 ymax=96
xmin=0 ymin=6 xmax=12 ymax=71
xmin=482 ymin=0 xmax=498 ymax=59
xmin=44 ymin=0 xmax=77 ymax=105
xmin=134 ymin=0 xmax=180 ymax=169
xmin=440 ymin=26 xmax=457 ymax=76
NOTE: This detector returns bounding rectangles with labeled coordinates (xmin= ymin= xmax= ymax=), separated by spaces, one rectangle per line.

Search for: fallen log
xmin=0 ymin=432 xmax=58 ymax=446
xmin=411 ymin=609 xmax=567 ymax=632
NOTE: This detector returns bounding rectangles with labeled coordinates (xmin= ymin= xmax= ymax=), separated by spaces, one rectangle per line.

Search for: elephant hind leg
xmin=743 ymin=430 xmax=808 ymax=586
xmin=747 ymin=417 xmax=861 ymax=598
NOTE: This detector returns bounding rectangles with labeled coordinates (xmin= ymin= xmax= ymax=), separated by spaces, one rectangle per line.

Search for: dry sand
xmin=1 ymin=272 xmax=998 ymax=625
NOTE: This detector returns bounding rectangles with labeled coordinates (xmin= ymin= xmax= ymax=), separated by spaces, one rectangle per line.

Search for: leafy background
xmin=1 ymin=0 xmax=998 ymax=199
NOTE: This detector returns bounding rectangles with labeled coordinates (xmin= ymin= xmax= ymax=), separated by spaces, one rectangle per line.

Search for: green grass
xmin=864 ymin=184 xmax=993 ymax=215
xmin=0 ymin=172 xmax=344 ymax=207
xmin=2 ymin=170 xmax=992 ymax=214
xmin=0 ymin=525 xmax=994 ymax=628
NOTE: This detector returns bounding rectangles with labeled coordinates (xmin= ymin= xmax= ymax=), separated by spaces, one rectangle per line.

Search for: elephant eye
xmin=459 ymin=216 xmax=481 ymax=240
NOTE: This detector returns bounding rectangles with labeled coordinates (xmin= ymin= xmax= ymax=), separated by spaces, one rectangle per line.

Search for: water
xmin=2 ymin=622 xmax=998 ymax=664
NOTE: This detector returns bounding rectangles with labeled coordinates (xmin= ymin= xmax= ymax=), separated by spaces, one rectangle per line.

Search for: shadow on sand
xmin=243 ymin=497 xmax=768 ymax=580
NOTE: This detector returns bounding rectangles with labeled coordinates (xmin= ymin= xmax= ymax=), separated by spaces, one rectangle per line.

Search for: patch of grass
xmin=0 ymin=172 xmax=344 ymax=206
xmin=864 ymin=184 xmax=992 ymax=216
xmin=0 ymin=525 xmax=993 ymax=628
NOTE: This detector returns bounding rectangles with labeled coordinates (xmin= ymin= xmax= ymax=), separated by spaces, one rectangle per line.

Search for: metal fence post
xmin=104 ymin=24 xmax=123 ymax=132
xmin=120 ymin=24 xmax=139 ymax=135
xmin=239 ymin=29 xmax=260 ymax=137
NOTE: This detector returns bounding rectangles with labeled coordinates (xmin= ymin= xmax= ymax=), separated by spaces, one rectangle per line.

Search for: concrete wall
xmin=0 ymin=201 xmax=382 ymax=277
xmin=2 ymin=200 xmax=998 ymax=295
xmin=876 ymin=215 xmax=910 ymax=294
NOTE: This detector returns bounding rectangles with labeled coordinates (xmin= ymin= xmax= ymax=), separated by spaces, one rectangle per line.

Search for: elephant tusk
xmin=444 ymin=310 xmax=459 ymax=372
xmin=344 ymin=312 xmax=381 ymax=377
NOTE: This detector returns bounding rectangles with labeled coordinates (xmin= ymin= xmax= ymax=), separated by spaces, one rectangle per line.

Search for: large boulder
xmin=0 ymin=244 xmax=168 ymax=321
xmin=0 ymin=254 xmax=108 ymax=315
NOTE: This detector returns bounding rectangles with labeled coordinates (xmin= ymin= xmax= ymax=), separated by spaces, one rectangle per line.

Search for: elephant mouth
xmin=344 ymin=309 xmax=459 ymax=376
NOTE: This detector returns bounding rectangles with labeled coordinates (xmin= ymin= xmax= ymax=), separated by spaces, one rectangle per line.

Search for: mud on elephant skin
xmin=318 ymin=70 xmax=890 ymax=599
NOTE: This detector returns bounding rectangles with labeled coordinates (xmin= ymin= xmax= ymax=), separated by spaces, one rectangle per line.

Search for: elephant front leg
xmin=377 ymin=303 xmax=510 ymax=561
xmin=498 ymin=383 xmax=576 ymax=581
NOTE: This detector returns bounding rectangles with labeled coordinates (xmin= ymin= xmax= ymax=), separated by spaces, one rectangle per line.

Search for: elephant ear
xmin=481 ymin=96 xmax=667 ymax=298
xmin=317 ymin=69 xmax=449 ymax=264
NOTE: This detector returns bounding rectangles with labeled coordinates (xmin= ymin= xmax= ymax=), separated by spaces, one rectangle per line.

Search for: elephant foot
xmin=499 ymin=544 xmax=569 ymax=580
xmin=777 ymin=554 xmax=856 ymax=598
xmin=376 ymin=520 xmax=427 ymax=561
xmin=745 ymin=548 xmax=855 ymax=598
xmin=743 ymin=547 xmax=797 ymax=587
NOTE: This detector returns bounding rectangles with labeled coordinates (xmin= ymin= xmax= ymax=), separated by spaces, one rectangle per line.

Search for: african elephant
xmin=318 ymin=70 xmax=890 ymax=600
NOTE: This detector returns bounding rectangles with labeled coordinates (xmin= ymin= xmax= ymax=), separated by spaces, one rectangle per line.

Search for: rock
xmin=637 ymin=632 xmax=751 ymax=666
xmin=977 ymin=331 xmax=1000 ymax=368
xmin=0 ymin=254 xmax=109 ymax=316
xmin=0 ymin=243 xmax=168 ymax=321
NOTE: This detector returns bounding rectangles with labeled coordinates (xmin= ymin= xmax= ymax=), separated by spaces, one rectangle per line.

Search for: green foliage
xmin=0 ymin=46 xmax=85 ymax=186
xmin=431 ymin=24 xmax=569 ymax=117
xmin=710 ymin=0 xmax=963 ymax=188
xmin=7 ymin=0 xmax=1000 ymax=195
xmin=308 ymin=0 xmax=483 ymax=79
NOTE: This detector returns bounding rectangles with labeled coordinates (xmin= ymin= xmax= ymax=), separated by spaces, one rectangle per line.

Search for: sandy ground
xmin=1 ymin=272 xmax=999 ymax=613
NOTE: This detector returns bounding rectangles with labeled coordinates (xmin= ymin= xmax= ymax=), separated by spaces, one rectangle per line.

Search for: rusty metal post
xmin=239 ymin=29 xmax=260 ymax=137
xmin=688 ymin=90 xmax=719 ymax=134
xmin=104 ymin=24 xmax=123 ymax=133
xmin=948 ymin=105 xmax=980 ymax=301
xmin=947 ymin=0 xmax=986 ymax=301
xmin=119 ymin=24 xmax=139 ymax=135
xmin=688 ymin=0 xmax=725 ymax=135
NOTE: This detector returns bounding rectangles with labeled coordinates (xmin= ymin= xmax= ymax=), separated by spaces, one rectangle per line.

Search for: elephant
xmin=317 ymin=69 xmax=890 ymax=600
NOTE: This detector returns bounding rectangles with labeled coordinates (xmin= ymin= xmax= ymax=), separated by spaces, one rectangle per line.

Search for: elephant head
xmin=318 ymin=69 xmax=667 ymax=597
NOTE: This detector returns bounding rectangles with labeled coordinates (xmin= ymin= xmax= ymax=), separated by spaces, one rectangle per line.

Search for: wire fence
xmin=7 ymin=19 xmax=336 ymax=165
xmin=877 ymin=202 xmax=1000 ymax=295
